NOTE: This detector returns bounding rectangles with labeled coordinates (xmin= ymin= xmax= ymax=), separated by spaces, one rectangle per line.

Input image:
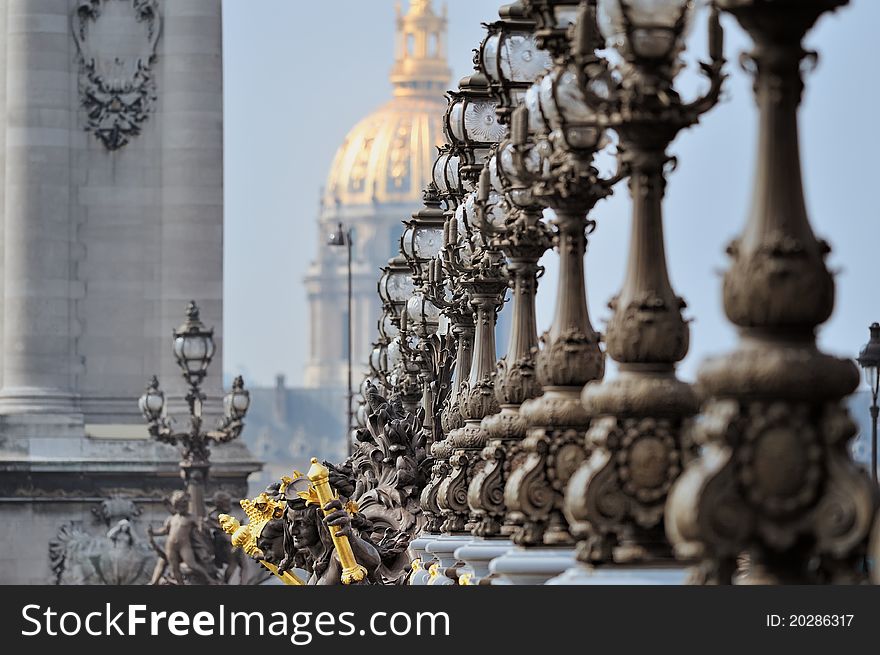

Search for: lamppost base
xmin=488 ymin=546 xmax=577 ymax=585
xmin=408 ymin=533 xmax=438 ymax=562
xmin=455 ymin=538 xmax=513 ymax=584
xmin=424 ymin=534 xmax=470 ymax=585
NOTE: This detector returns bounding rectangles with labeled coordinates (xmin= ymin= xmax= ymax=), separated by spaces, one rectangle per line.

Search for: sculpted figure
xmin=149 ymin=490 xmax=216 ymax=585
xmin=208 ymin=491 xmax=249 ymax=584
xmin=257 ymin=493 xmax=381 ymax=585
xmin=223 ymin=384 xmax=428 ymax=585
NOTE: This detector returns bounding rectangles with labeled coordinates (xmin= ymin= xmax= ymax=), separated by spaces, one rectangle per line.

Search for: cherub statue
xmin=148 ymin=490 xmax=217 ymax=585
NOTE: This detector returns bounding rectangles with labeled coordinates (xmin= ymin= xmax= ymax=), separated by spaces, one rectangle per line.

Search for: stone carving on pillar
xmin=565 ymin=1 xmax=724 ymax=566
xmin=349 ymin=381 xmax=427 ymax=542
xmin=72 ymin=0 xmax=162 ymax=150
xmin=49 ymin=497 xmax=153 ymax=585
xmin=665 ymin=0 xmax=877 ymax=584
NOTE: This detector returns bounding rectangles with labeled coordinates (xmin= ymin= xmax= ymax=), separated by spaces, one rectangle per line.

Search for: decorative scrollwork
xmin=72 ymin=0 xmax=162 ymax=150
xmin=504 ymin=428 xmax=587 ymax=546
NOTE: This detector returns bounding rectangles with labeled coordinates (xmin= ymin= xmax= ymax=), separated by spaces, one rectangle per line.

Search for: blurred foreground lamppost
xmin=139 ymin=301 xmax=251 ymax=518
xmin=328 ymin=222 xmax=354 ymax=455
xmin=561 ymin=0 xmax=724 ymax=578
xmin=664 ymin=0 xmax=876 ymax=584
xmin=858 ymin=323 xmax=880 ymax=483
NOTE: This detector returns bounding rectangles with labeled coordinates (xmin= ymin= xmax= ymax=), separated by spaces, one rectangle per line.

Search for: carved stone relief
xmin=72 ymin=0 xmax=162 ymax=150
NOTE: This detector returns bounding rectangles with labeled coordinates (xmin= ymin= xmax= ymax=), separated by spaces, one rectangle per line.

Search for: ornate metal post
xmin=469 ymin=204 xmax=551 ymax=539
xmin=464 ymin=2 xmax=554 ymax=547
xmin=412 ymin=148 xmax=476 ymax=579
xmin=665 ymin=0 xmax=877 ymax=584
xmin=381 ymin=254 xmax=423 ymax=415
xmin=561 ymin=0 xmax=724 ymax=578
xmin=400 ymin=187 xmax=456 ymax=451
xmin=433 ymin=70 xmax=518 ymax=537
xmin=421 ymin=70 xmax=509 ymax=583
xmin=438 ymin=244 xmax=507 ymax=534
xmin=138 ymin=301 xmax=251 ymax=584
xmin=423 ymin=305 xmax=474 ymax=532
xmin=493 ymin=1 xmax=619 ymax=583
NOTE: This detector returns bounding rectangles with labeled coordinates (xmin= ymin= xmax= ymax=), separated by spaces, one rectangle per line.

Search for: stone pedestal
xmin=547 ymin=563 xmax=689 ymax=585
xmin=425 ymin=534 xmax=470 ymax=585
xmin=455 ymin=538 xmax=512 ymax=584
xmin=489 ymin=546 xmax=577 ymax=585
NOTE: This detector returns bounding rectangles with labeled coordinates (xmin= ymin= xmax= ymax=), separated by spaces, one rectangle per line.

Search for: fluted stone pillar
xmin=0 ymin=0 xmax=258 ymax=584
xmin=0 ymin=0 xmax=80 ymax=416
xmin=157 ymin=0 xmax=225 ymax=408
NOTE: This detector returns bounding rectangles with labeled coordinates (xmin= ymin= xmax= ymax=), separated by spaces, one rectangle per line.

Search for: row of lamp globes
xmin=366 ymin=3 xmax=555 ymax=406
xmin=369 ymin=0 xmax=689 ymax=367
xmin=365 ymin=0 xmax=702 ymax=441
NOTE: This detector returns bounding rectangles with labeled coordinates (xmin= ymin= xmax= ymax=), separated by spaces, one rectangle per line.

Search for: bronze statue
xmin=207 ymin=491 xmax=250 ymax=584
xmin=222 ymin=389 xmax=427 ymax=585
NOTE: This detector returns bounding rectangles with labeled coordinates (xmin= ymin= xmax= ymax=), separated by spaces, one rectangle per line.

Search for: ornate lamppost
xmin=434 ymin=71 xmax=509 ymax=544
xmin=411 ymin=147 xmax=476 ymax=577
xmin=492 ymin=0 xmax=621 ymax=584
xmin=399 ymin=187 xmax=456 ymax=450
xmin=139 ymin=301 xmax=251 ymax=520
xmin=665 ymin=0 xmax=877 ymax=584
xmin=138 ymin=301 xmax=250 ymax=585
xmin=378 ymin=255 xmax=422 ymax=412
xmin=558 ymin=0 xmax=725 ymax=582
xmin=328 ymin=223 xmax=354 ymax=454
xmin=411 ymin=70 xmax=510 ymax=584
xmin=858 ymin=323 xmax=880 ymax=483
xmin=452 ymin=3 xmax=554 ymax=583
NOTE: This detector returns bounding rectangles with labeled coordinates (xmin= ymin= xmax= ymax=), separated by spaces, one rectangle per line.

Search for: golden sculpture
xmin=305 ymin=457 xmax=368 ymax=585
xmin=221 ymin=461 xmax=372 ymax=585
xmin=218 ymin=493 xmax=305 ymax=586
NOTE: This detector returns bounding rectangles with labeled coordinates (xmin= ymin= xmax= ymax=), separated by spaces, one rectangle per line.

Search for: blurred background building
xmin=0 ymin=0 xmax=257 ymax=583
xmin=242 ymin=0 xmax=453 ymax=488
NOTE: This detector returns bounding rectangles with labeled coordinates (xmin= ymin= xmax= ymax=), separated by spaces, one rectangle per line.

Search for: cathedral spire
xmin=391 ymin=0 xmax=451 ymax=97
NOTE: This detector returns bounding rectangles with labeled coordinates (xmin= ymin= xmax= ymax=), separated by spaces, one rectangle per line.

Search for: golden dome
xmin=323 ymin=97 xmax=446 ymax=208
xmin=322 ymin=0 xmax=450 ymax=209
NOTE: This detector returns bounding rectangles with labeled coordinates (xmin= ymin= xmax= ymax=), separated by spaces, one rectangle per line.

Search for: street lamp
xmin=558 ymin=0 xmax=723 ymax=570
xmin=328 ymin=222 xmax=354 ymax=456
xmin=139 ymin=301 xmax=250 ymax=519
xmin=664 ymin=0 xmax=875 ymax=584
xmin=858 ymin=322 xmax=880 ymax=482
xmin=378 ymin=254 xmax=415 ymax=320
xmin=400 ymin=187 xmax=446 ymax=286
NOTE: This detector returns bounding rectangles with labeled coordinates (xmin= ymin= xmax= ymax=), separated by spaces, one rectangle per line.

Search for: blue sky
xmin=222 ymin=0 xmax=880 ymax=389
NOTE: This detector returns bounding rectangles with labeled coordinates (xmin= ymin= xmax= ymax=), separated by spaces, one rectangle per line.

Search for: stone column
xmin=158 ymin=0 xmax=224 ymax=406
xmin=0 ymin=0 xmax=80 ymax=415
xmin=0 ymin=0 xmax=6 ymax=389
